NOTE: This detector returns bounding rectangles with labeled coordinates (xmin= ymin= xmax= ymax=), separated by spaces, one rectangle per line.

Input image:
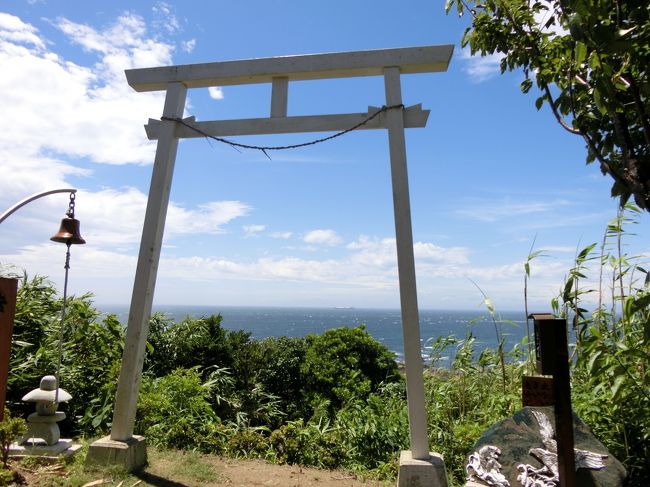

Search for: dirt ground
xmin=9 ymin=449 xmax=392 ymax=487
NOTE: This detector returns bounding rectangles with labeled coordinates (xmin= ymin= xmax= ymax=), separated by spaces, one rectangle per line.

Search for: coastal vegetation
xmin=2 ymin=206 xmax=649 ymax=486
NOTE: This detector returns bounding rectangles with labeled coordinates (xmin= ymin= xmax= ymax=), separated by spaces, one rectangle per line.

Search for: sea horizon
xmin=98 ymin=304 xmax=531 ymax=365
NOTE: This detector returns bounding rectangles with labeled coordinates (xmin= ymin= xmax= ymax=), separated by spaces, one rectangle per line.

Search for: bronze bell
xmin=51 ymin=217 xmax=86 ymax=245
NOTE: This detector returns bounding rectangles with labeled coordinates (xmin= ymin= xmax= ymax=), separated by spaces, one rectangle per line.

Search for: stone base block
xmin=397 ymin=451 xmax=449 ymax=487
xmin=9 ymin=439 xmax=81 ymax=461
xmin=85 ymin=435 xmax=147 ymax=472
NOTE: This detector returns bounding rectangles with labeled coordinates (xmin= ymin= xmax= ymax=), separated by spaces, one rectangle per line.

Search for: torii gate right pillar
xmin=384 ymin=67 xmax=449 ymax=487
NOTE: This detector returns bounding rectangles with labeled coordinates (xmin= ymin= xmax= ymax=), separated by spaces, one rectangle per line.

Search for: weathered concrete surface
xmin=398 ymin=451 xmax=449 ymax=487
xmin=467 ymin=407 xmax=626 ymax=487
xmin=86 ymin=435 xmax=147 ymax=472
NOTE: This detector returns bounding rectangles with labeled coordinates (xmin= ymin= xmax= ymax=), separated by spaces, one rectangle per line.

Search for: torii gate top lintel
xmin=125 ymin=44 xmax=454 ymax=92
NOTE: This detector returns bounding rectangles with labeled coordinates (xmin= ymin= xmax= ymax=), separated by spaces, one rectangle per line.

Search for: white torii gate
xmin=87 ymin=45 xmax=453 ymax=485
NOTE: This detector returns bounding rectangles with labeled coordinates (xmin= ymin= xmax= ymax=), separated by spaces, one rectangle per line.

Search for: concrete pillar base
xmin=85 ymin=435 xmax=147 ymax=472
xmin=397 ymin=451 xmax=449 ymax=487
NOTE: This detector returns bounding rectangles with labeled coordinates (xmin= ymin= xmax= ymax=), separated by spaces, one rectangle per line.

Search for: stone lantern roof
xmin=22 ymin=375 xmax=71 ymax=403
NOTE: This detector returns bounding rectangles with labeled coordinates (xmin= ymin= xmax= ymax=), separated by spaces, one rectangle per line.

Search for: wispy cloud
xmin=152 ymin=1 xmax=181 ymax=34
xmin=459 ymin=47 xmax=504 ymax=83
xmin=303 ymin=229 xmax=342 ymax=246
xmin=181 ymin=38 xmax=196 ymax=53
xmin=0 ymin=12 xmax=45 ymax=48
xmin=455 ymin=198 xmax=571 ymax=223
xmin=243 ymin=224 xmax=266 ymax=237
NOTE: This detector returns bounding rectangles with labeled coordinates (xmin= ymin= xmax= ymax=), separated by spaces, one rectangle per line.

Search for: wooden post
xmin=110 ymin=82 xmax=187 ymax=441
xmin=530 ymin=314 xmax=576 ymax=487
xmin=384 ymin=67 xmax=430 ymax=460
xmin=0 ymin=277 xmax=18 ymax=422
xmin=553 ymin=318 xmax=576 ymax=487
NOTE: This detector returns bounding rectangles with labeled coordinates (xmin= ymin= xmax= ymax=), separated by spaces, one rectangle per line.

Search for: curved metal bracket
xmin=0 ymin=189 xmax=77 ymax=225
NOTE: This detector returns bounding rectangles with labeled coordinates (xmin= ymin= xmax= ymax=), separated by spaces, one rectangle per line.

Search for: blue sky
xmin=1 ymin=0 xmax=648 ymax=311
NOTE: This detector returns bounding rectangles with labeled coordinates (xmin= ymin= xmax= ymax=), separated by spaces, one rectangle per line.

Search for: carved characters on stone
xmin=516 ymin=410 xmax=608 ymax=487
xmin=466 ymin=410 xmax=610 ymax=487
xmin=466 ymin=445 xmax=511 ymax=486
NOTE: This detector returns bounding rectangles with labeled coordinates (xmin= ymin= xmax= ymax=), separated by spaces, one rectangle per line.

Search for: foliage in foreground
xmin=0 ymin=409 xmax=26 ymax=484
xmin=555 ymin=206 xmax=650 ymax=484
xmin=2 ymin=205 xmax=649 ymax=486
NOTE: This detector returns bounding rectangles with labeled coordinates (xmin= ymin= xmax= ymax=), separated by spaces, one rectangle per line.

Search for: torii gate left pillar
xmin=87 ymin=45 xmax=453 ymax=486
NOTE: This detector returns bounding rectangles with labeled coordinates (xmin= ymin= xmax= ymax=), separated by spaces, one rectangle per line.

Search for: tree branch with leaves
xmin=446 ymin=0 xmax=650 ymax=210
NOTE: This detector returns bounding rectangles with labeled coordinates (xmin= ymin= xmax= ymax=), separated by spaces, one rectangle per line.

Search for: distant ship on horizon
xmin=334 ymin=306 xmax=355 ymax=309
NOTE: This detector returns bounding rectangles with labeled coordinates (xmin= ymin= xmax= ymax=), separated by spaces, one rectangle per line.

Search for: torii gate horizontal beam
xmin=125 ymin=45 xmax=453 ymax=91
xmin=143 ymin=105 xmax=429 ymax=140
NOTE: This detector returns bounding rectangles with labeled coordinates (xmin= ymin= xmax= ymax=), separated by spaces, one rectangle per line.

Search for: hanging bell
xmin=51 ymin=217 xmax=86 ymax=245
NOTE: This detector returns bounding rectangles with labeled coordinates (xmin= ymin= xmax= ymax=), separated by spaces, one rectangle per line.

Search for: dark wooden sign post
xmin=0 ymin=277 xmax=18 ymax=422
xmin=529 ymin=313 xmax=576 ymax=487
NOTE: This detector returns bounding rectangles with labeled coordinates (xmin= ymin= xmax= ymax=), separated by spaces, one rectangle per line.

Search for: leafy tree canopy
xmin=446 ymin=0 xmax=650 ymax=210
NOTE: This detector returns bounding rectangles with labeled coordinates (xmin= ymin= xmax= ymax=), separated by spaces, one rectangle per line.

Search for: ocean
xmin=100 ymin=305 xmax=530 ymax=366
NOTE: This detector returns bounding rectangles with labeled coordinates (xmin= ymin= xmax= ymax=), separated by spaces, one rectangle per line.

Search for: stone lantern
xmin=20 ymin=375 xmax=71 ymax=446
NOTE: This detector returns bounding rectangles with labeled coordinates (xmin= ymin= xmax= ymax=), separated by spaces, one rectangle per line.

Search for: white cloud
xmin=167 ymin=201 xmax=251 ymax=237
xmin=243 ymin=224 xmax=266 ymax=237
xmin=455 ymin=199 xmax=570 ymax=223
xmin=0 ymin=12 xmax=45 ymax=48
xmin=152 ymin=2 xmax=180 ymax=34
xmin=0 ymin=12 xmax=262 ymax=297
xmin=39 ymin=189 xmax=251 ymax=247
xmin=303 ymin=229 xmax=343 ymax=246
xmin=181 ymin=38 xmax=196 ymax=53
xmin=460 ymin=47 xmax=505 ymax=83
xmin=0 ymin=13 xmax=172 ymax=174
xmin=347 ymin=236 xmax=397 ymax=268
xmin=208 ymin=86 xmax=224 ymax=100
xmin=414 ymin=242 xmax=470 ymax=265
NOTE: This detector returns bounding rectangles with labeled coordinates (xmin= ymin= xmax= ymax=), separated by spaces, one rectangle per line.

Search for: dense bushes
xmin=3 ymin=276 xmax=525 ymax=485
xmin=6 ymin=276 xmax=124 ymax=437
xmin=556 ymin=207 xmax=650 ymax=486
xmin=301 ymin=326 xmax=400 ymax=411
xmin=3 ymin=205 xmax=649 ymax=486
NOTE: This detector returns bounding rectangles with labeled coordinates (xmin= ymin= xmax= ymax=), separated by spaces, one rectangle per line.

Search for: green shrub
xmin=58 ymin=302 xmax=124 ymax=435
xmin=137 ymin=368 xmax=220 ymax=450
xmin=226 ymin=427 xmax=270 ymax=459
xmin=571 ymin=290 xmax=650 ymax=484
xmin=1 ymin=409 xmax=26 ymax=470
xmin=8 ymin=276 xmax=60 ymax=413
xmin=553 ymin=205 xmax=650 ymax=485
xmin=334 ymin=382 xmax=409 ymax=471
xmin=143 ymin=312 xmax=176 ymax=376
xmin=256 ymin=337 xmax=307 ymax=419
xmin=269 ymin=418 xmax=344 ymax=468
xmin=420 ymin=332 xmax=523 ymax=485
xmin=301 ymin=325 xmax=400 ymax=412
xmin=147 ymin=314 xmax=237 ymax=374
xmin=8 ymin=276 xmax=124 ymax=437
